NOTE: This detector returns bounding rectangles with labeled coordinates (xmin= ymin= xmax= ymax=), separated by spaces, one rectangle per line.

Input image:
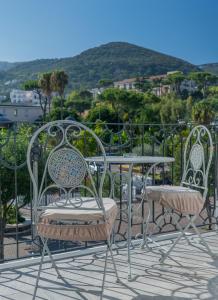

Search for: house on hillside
xmin=113 ymin=75 xmax=170 ymax=96
xmin=113 ymin=72 xmax=197 ymax=96
xmin=113 ymin=78 xmax=137 ymax=90
xmin=10 ymin=89 xmax=41 ymax=106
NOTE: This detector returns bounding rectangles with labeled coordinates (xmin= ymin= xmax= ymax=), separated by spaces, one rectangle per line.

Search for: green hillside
xmin=0 ymin=42 xmax=199 ymax=93
xmin=0 ymin=61 xmax=19 ymax=72
xmin=200 ymin=63 xmax=218 ymax=75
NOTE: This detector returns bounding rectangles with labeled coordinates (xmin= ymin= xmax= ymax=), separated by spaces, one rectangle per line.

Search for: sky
xmin=0 ymin=0 xmax=218 ymax=64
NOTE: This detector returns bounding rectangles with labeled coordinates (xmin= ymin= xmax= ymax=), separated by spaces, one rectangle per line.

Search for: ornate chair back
xmin=27 ymin=120 xmax=107 ymax=235
xmin=181 ymin=125 xmax=213 ymax=201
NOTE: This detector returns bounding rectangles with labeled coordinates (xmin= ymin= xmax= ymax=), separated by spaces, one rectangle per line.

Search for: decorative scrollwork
xmin=190 ymin=144 xmax=204 ymax=170
xmin=182 ymin=125 xmax=213 ymax=199
xmin=48 ymin=148 xmax=87 ymax=188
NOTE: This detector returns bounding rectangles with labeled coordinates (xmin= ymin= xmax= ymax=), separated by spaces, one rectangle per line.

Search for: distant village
xmin=0 ymin=71 xmax=201 ymax=123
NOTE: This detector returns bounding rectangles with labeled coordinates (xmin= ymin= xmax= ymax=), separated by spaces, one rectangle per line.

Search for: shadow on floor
xmin=207 ymin=275 xmax=218 ymax=299
xmin=132 ymin=297 xmax=191 ymax=300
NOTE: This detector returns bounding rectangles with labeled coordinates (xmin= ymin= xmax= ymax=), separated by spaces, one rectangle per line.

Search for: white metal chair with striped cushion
xmin=142 ymin=125 xmax=216 ymax=263
xmin=27 ymin=120 xmax=120 ymax=300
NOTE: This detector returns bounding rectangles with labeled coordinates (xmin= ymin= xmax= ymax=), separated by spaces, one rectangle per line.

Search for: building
xmin=113 ymin=78 xmax=136 ymax=90
xmin=113 ymin=72 xmax=197 ymax=96
xmin=113 ymin=75 xmax=170 ymax=96
xmin=0 ymin=104 xmax=44 ymax=122
xmin=10 ymin=89 xmax=41 ymax=106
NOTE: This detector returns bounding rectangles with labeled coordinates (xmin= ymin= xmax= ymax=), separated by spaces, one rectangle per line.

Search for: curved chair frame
xmin=142 ymin=125 xmax=215 ymax=262
xmin=27 ymin=120 xmax=120 ymax=299
xmin=181 ymin=125 xmax=213 ymax=200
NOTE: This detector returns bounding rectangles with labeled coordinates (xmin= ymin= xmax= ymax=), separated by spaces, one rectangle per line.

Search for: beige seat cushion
xmin=145 ymin=185 xmax=204 ymax=215
xmin=37 ymin=197 xmax=117 ymax=242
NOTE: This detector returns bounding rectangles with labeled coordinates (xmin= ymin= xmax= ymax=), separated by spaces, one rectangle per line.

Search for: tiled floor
xmin=0 ymin=232 xmax=218 ymax=299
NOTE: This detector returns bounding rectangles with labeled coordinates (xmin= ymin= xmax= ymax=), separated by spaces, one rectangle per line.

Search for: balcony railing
xmin=0 ymin=121 xmax=217 ymax=263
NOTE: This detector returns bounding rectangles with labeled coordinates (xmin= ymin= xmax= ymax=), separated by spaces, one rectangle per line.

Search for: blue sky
xmin=0 ymin=0 xmax=217 ymax=64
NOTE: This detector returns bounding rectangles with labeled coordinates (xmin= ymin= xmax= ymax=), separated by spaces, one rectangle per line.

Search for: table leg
xmin=127 ymin=164 xmax=133 ymax=281
xmin=141 ymin=163 xmax=158 ymax=248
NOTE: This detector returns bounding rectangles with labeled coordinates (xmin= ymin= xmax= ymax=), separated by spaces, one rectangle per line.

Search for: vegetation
xmin=200 ymin=63 xmax=218 ymax=76
xmin=19 ymin=67 xmax=218 ymax=125
xmin=0 ymin=125 xmax=32 ymax=260
xmin=0 ymin=42 xmax=199 ymax=93
xmin=1 ymin=39 xmax=218 ymax=262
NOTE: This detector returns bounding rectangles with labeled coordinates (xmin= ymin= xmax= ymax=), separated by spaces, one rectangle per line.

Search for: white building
xmin=114 ymin=78 xmax=136 ymax=90
xmin=113 ymin=73 xmax=197 ymax=96
xmin=10 ymin=89 xmax=41 ymax=106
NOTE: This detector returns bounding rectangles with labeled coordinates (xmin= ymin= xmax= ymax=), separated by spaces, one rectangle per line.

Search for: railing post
xmin=31 ymin=139 xmax=39 ymax=240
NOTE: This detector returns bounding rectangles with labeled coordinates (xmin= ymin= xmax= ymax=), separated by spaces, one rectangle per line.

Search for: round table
xmin=86 ymin=155 xmax=175 ymax=280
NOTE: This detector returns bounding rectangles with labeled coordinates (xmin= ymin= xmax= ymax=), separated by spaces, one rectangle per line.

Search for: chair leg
xmin=188 ymin=215 xmax=215 ymax=258
xmin=32 ymin=240 xmax=46 ymax=300
xmin=171 ymin=213 xmax=192 ymax=246
xmin=107 ymin=238 xmax=120 ymax=283
xmin=141 ymin=202 xmax=151 ymax=249
xmin=159 ymin=220 xmax=193 ymax=263
xmin=141 ymin=203 xmax=169 ymax=253
xmin=42 ymin=238 xmax=62 ymax=279
xmin=101 ymin=246 xmax=109 ymax=300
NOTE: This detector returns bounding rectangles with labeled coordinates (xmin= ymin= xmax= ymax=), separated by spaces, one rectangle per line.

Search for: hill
xmin=200 ymin=63 xmax=218 ymax=75
xmin=0 ymin=61 xmax=18 ymax=72
xmin=0 ymin=42 xmax=199 ymax=93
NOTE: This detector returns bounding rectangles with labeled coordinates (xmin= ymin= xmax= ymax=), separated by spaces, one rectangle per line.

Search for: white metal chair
xmin=27 ymin=120 xmax=120 ymax=300
xmin=142 ymin=125 xmax=215 ymax=263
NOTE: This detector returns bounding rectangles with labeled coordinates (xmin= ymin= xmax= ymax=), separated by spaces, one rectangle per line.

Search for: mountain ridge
xmin=0 ymin=42 xmax=200 ymax=93
xmin=200 ymin=63 xmax=218 ymax=75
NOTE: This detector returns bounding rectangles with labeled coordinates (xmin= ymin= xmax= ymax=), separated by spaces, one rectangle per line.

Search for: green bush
xmin=6 ymin=206 xmax=25 ymax=225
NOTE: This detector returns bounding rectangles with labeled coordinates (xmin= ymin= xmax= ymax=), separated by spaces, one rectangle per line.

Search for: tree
xmin=159 ymin=94 xmax=185 ymax=124
xmin=48 ymin=107 xmax=80 ymax=121
xmin=192 ymin=100 xmax=215 ymax=124
xmin=135 ymin=76 xmax=151 ymax=92
xmin=186 ymin=96 xmax=193 ymax=120
xmin=38 ymin=72 xmax=53 ymax=115
xmin=166 ymin=71 xmax=185 ymax=96
xmin=136 ymin=92 xmax=161 ymax=123
xmin=207 ymin=86 xmax=218 ymax=96
xmin=0 ymin=125 xmax=32 ymax=260
xmin=189 ymin=72 xmax=218 ymax=97
xmin=99 ymin=88 xmax=144 ymax=122
xmin=98 ymin=79 xmax=113 ymax=88
xmin=50 ymin=71 xmax=69 ymax=119
xmin=65 ymin=90 xmax=92 ymax=115
xmin=22 ymin=80 xmax=39 ymax=91
xmin=86 ymin=103 xmax=117 ymax=123
xmin=48 ymin=96 xmax=80 ymax=121
xmin=22 ymin=80 xmax=48 ymax=120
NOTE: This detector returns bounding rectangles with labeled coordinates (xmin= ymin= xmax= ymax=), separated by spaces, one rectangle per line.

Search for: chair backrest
xmin=27 ymin=120 xmax=108 ymax=231
xmin=181 ymin=125 xmax=213 ymax=200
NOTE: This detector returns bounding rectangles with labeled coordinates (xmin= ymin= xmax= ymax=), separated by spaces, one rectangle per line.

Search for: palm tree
xmin=50 ymin=71 xmax=69 ymax=119
xmin=192 ymin=100 xmax=215 ymax=124
xmin=38 ymin=72 xmax=53 ymax=115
